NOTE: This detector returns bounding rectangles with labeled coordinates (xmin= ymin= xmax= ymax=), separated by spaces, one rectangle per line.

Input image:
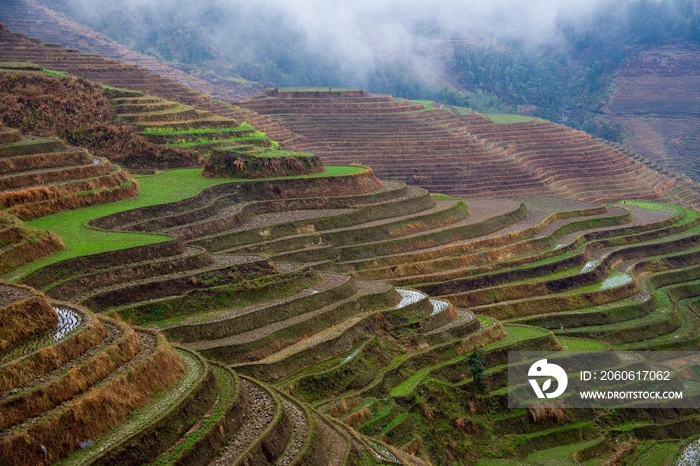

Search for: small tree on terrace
xmin=466 ymin=349 xmax=487 ymax=394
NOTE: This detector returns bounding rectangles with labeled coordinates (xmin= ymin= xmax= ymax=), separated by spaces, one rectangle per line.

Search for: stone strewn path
xmin=208 ymin=379 xmax=277 ymax=466
xmin=274 ymin=397 xmax=308 ymax=466
xmin=313 ymin=415 xmax=348 ymax=466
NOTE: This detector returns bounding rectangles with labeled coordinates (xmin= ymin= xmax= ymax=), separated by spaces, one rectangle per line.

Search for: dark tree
xmin=466 ymin=349 xmax=487 ymax=394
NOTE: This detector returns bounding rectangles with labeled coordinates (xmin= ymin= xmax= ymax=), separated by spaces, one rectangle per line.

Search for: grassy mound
xmin=0 ymin=283 xmax=56 ymax=350
xmin=202 ymin=146 xmax=324 ymax=179
xmin=0 ymin=211 xmax=64 ymax=274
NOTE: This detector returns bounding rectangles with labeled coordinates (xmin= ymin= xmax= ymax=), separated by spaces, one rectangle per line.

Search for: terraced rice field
xmin=241 ymin=89 xmax=700 ymax=209
xmin=10 ymin=148 xmax=696 ymax=463
xmin=5 ymin=154 xmax=700 ymax=464
xmin=606 ymin=50 xmax=700 ymax=185
xmin=0 ymin=125 xmax=137 ymax=221
xmin=0 ymin=23 xmax=292 ymax=140
xmin=3 ymin=17 xmax=700 ymax=466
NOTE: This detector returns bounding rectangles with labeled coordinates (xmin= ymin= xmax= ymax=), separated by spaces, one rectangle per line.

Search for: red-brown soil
xmin=243 ymin=91 xmax=684 ymax=204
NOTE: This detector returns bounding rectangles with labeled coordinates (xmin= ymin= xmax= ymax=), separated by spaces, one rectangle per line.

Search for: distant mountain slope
xmin=0 ymin=25 xmax=295 ymax=142
xmin=606 ymin=48 xmax=700 ymax=182
xmin=0 ymin=0 xmax=258 ymax=100
xmin=243 ymin=89 xmax=700 ymax=208
xmin=609 ymin=49 xmax=700 ymax=116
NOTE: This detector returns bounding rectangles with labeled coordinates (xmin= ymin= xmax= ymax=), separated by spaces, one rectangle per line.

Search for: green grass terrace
xmin=2 ymin=166 xmax=365 ymax=281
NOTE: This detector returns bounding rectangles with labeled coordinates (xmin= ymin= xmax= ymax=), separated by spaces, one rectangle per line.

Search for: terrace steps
xmin=181 ymin=184 xmax=428 ymax=250
xmin=0 ymin=0 xmax=256 ymax=100
xmin=1 ymin=164 xmax=125 ymax=194
xmin=205 ymin=198 xmax=525 ymax=270
xmin=43 ymin=245 xmax=214 ymax=302
xmin=91 ymin=173 xmax=399 ymax=234
xmin=242 ymin=90 xmax=684 ymax=205
xmin=1 ymin=326 xmax=158 ymax=438
xmin=0 ymin=127 xmax=137 ymax=221
xmin=78 ymin=248 xmax=273 ymax=298
xmin=429 ymin=223 xmax=700 ymax=308
xmin=0 ymin=158 xmax=108 ymax=191
xmin=157 ymin=270 xmax=349 ymax=335
xmin=3 ymin=65 xmax=700 ymax=460
xmin=0 ymin=283 xmax=187 ymax=465
xmin=408 ymin=215 xmax=700 ymax=350
xmin=411 ymin=206 xmax=682 ymax=296
xmin=226 ymin=198 xmax=466 ymax=255
xmin=0 ymin=317 xmax=137 ymax=432
xmin=294 ymin=322 xmax=526 ymax=452
xmin=60 ymin=347 xmax=249 ymax=466
xmin=0 ymin=24 xmax=294 ymax=141
xmin=0 ymin=147 xmax=94 ymax=175
xmin=201 ymin=373 xmax=413 ymax=466
xmin=78 ymin=253 xmax=274 ymax=313
xmin=232 ymin=286 xmax=456 ymax=383
xmin=0 ymin=303 xmax=98 ymax=392
xmin=0 ymin=212 xmax=64 ymax=275
xmin=522 ymin=256 xmax=700 ymax=343
xmin=110 ymin=93 xmax=240 ymax=140
xmin=422 ymin=308 xmax=479 ymax=344
xmin=348 ymin=202 xmax=616 ymax=280
xmin=0 ymin=279 xmax=414 ymax=465
xmin=232 ymin=309 xmax=384 ymax=381
xmin=183 ymin=279 xmax=396 ymax=360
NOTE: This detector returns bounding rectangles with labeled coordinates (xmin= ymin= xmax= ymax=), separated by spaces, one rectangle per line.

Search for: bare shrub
xmin=528 ymin=403 xmax=566 ymax=424
xmin=345 ymin=407 xmax=371 ymax=427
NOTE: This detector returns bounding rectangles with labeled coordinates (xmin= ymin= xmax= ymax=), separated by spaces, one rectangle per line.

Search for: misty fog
xmin=59 ymin=0 xmax=616 ymax=72
xmin=33 ymin=0 xmax=697 ymax=137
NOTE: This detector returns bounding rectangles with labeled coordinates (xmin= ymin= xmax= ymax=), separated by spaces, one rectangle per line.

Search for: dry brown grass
xmin=453 ymin=417 xmax=480 ymax=434
xmin=601 ymin=439 xmax=639 ymax=466
xmin=528 ymin=404 xmax=566 ymax=424
xmin=0 ymin=162 xmax=113 ymax=191
xmin=6 ymin=179 xmax=138 ymax=220
xmin=0 ymin=171 xmax=127 ymax=208
xmin=371 ymin=312 xmax=393 ymax=332
xmin=402 ymin=435 xmax=424 ymax=456
xmin=0 ymin=149 xmax=92 ymax=175
xmin=443 ymin=305 xmax=458 ymax=322
xmin=345 ymin=407 xmax=371 ymax=427
xmin=0 ymin=327 xmax=140 ymax=430
xmin=0 ymin=73 xmax=200 ymax=169
xmin=420 ymin=403 xmax=435 ymax=422
xmin=0 ymin=212 xmax=65 ymax=273
xmin=202 ymin=151 xmax=323 ymax=179
xmin=326 ymin=395 xmax=362 ymax=418
xmin=0 ymin=291 xmax=57 ymax=351
xmin=0 ymin=233 xmax=65 ymax=274
xmin=389 ymin=222 xmax=426 ymax=238
xmin=0 ymin=332 xmax=184 ymax=466
xmin=0 ymin=316 xmax=106 ymax=392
